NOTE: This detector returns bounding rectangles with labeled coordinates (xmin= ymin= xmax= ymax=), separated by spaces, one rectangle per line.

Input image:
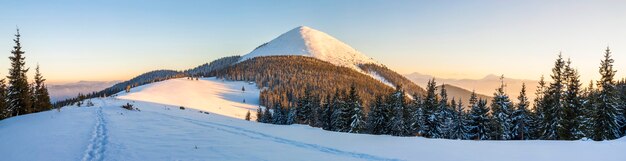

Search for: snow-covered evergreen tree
xmin=541 ymin=53 xmax=567 ymax=140
xmin=512 ymin=83 xmax=531 ymax=140
xmin=32 ymin=65 xmax=51 ymax=112
xmin=490 ymin=75 xmax=514 ymax=140
xmin=388 ymin=86 xmax=407 ymax=136
xmin=469 ymin=98 xmax=491 ymax=140
xmin=347 ymin=85 xmax=365 ymax=133
xmin=366 ymin=95 xmax=387 ymax=135
xmin=296 ymin=87 xmax=313 ymax=125
xmin=286 ymin=107 xmax=297 ymax=125
xmin=581 ymin=80 xmax=597 ymax=138
xmin=331 ymin=90 xmax=350 ymax=132
xmin=437 ymin=91 xmax=454 ymax=139
xmin=349 ymin=104 xmax=366 ymax=133
xmin=272 ymin=106 xmax=285 ymax=125
xmin=409 ymin=94 xmax=425 ymax=136
xmin=423 ymin=78 xmax=439 ymax=138
xmin=7 ymin=29 xmax=32 ymax=116
xmin=530 ymin=76 xmax=548 ymax=139
xmin=560 ymin=59 xmax=585 ymax=140
xmin=0 ymin=79 xmax=7 ymax=119
xmin=591 ymin=47 xmax=622 ymax=140
xmin=449 ymin=98 xmax=469 ymax=139
xmin=321 ymin=96 xmax=333 ymax=130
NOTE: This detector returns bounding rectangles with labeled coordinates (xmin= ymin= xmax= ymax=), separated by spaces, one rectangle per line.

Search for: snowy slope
xmin=0 ymin=78 xmax=624 ymax=161
xmin=117 ymin=77 xmax=262 ymax=120
xmin=239 ymin=26 xmax=380 ymax=72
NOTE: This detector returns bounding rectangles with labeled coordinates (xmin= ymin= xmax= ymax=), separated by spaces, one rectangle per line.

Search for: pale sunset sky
xmin=1 ymin=0 xmax=625 ymax=83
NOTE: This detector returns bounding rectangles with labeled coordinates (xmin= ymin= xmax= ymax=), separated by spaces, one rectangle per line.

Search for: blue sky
xmin=1 ymin=0 xmax=625 ymax=83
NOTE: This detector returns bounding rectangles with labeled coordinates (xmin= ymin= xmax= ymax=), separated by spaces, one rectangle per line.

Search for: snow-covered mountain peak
xmin=239 ymin=26 xmax=380 ymax=70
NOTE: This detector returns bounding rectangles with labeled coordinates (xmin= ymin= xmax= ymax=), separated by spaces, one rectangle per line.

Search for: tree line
xmin=257 ymin=47 xmax=625 ymax=141
xmin=0 ymin=29 xmax=52 ymax=120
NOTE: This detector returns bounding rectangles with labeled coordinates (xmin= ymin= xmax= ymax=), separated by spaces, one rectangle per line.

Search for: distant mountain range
xmin=48 ymin=81 xmax=120 ymax=102
xmin=405 ymin=72 xmax=539 ymax=103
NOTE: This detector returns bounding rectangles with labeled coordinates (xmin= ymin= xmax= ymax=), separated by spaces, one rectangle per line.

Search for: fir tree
xmin=331 ymin=89 xmax=350 ymax=132
xmin=591 ymin=47 xmax=622 ymax=140
xmin=469 ymin=99 xmax=491 ymax=140
xmin=296 ymin=87 xmax=313 ymax=125
xmin=581 ymin=80 xmax=596 ymax=138
xmin=0 ymin=79 xmax=7 ymax=119
xmin=388 ymin=86 xmax=407 ymax=136
xmin=32 ymin=65 xmax=52 ymax=112
xmin=409 ymin=94 xmax=425 ymax=136
xmin=7 ymin=29 xmax=32 ymax=116
xmin=347 ymin=85 xmax=366 ymax=133
xmin=366 ymin=95 xmax=387 ymax=135
xmin=272 ymin=106 xmax=285 ymax=125
xmin=512 ymin=83 xmax=531 ymax=140
xmin=560 ymin=59 xmax=584 ymax=140
xmin=321 ymin=96 xmax=333 ymax=130
xmin=286 ymin=107 xmax=297 ymax=125
xmin=423 ymin=78 xmax=439 ymax=138
xmin=541 ymin=53 xmax=566 ymax=140
xmin=263 ymin=107 xmax=272 ymax=123
xmin=449 ymin=98 xmax=469 ymax=139
xmin=530 ymin=76 xmax=548 ymax=140
xmin=490 ymin=75 xmax=514 ymax=140
xmin=349 ymin=103 xmax=366 ymax=133
xmin=437 ymin=84 xmax=454 ymax=139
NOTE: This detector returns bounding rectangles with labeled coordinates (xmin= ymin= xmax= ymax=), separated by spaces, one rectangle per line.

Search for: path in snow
xmin=145 ymin=111 xmax=400 ymax=161
xmin=82 ymin=104 xmax=108 ymax=161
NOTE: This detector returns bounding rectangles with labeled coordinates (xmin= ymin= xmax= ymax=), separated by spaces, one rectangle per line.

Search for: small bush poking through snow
xmin=179 ymin=106 xmax=185 ymax=110
xmin=121 ymin=103 xmax=134 ymax=111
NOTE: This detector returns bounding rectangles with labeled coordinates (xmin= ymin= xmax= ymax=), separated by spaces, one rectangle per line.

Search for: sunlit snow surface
xmin=239 ymin=26 xmax=380 ymax=72
xmin=0 ymin=77 xmax=624 ymax=161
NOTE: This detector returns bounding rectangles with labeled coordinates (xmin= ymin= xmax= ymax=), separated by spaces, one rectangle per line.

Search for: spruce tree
xmin=32 ymin=65 xmax=52 ymax=112
xmin=591 ymin=47 xmax=622 ymax=140
xmin=388 ymin=86 xmax=407 ymax=136
xmin=423 ymin=78 xmax=439 ymax=138
xmin=263 ymin=107 xmax=272 ymax=123
xmin=286 ymin=107 xmax=296 ymax=125
xmin=409 ymin=94 xmax=425 ymax=136
xmin=347 ymin=84 xmax=365 ymax=133
xmin=581 ymin=80 xmax=597 ymax=138
xmin=321 ymin=96 xmax=333 ymax=130
xmin=469 ymin=99 xmax=491 ymax=140
xmin=331 ymin=90 xmax=350 ymax=132
xmin=450 ymin=98 xmax=469 ymax=139
xmin=560 ymin=59 xmax=584 ymax=140
xmin=490 ymin=75 xmax=514 ymax=140
xmin=296 ymin=87 xmax=313 ymax=125
xmin=530 ymin=76 xmax=548 ymax=140
xmin=272 ymin=106 xmax=285 ymax=125
xmin=0 ymin=79 xmax=7 ymax=119
xmin=7 ymin=29 xmax=32 ymax=116
xmin=512 ymin=83 xmax=531 ymax=140
xmin=437 ymin=85 xmax=454 ymax=139
xmin=366 ymin=95 xmax=386 ymax=135
xmin=541 ymin=53 xmax=566 ymax=140
xmin=349 ymin=103 xmax=366 ymax=133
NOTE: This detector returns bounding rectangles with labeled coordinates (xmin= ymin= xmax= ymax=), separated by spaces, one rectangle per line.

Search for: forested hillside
xmin=214 ymin=56 xmax=398 ymax=109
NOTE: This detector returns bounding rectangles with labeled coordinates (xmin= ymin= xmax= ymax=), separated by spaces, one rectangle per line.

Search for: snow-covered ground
xmin=117 ymin=77 xmax=262 ymax=120
xmin=0 ymin=77 xmax=624 ymax=161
